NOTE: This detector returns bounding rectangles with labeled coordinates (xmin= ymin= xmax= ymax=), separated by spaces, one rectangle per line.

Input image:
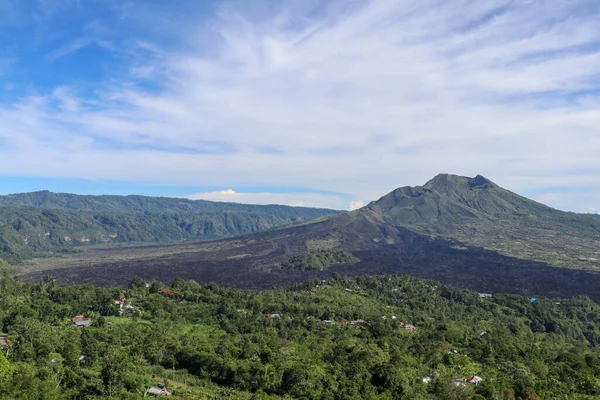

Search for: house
xmin=0 ymin=334 xmax=9 ymax=349
xmin=340 ymin=319 xmax=349 ymax=324
xmin=266 ymin=313 xmax=281 ymax=319
xmin=147 ymin=387 xmax=172 ymax=397
xmin=480 ymin=330 xmax=488 ymax=336
xmin=158 ymin=288 xmax=181 ymax=296
xmin=478 ymin=293 xmax=493 ymax=298
xmin=350 ymin=319 xmax=365 ymax=325
xmin=70 ymin=316 xmax=91 ymax=327
xmin=114 ymin=299 xmax=124 ymax=314
xmin=400 ymin=322 xmax=417 ymax=331
xmin=468 ymin=376 xmax=483 ymax=386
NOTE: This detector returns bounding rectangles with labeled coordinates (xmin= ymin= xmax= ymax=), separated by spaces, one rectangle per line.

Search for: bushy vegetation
xmin=2 ymin=264 xmax=600 ymax=399
xmin=281 ymin=249 xmax=359 ymax=271
xmin=0 ymin=192 xmax=341 ymax=263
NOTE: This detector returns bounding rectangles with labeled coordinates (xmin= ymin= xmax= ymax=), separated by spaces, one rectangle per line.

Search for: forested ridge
xmin=0 ymin=191 xmax=340 ymax=217
xmin=0 ymin=191 xmax=342 ymax=263
xmin=2 ymin=262 xmax=600 ymax=399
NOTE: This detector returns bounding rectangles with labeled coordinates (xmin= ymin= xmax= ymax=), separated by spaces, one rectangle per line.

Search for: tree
xmin=171 ymin=277 xmax=187 ymax=291
xmin=60 ymin=329 xmax=82 ymax=368
xmin=101 ymin=348 xmax=126 ymax=397
xmin=0 ymin=350 xmax=13 ymax=385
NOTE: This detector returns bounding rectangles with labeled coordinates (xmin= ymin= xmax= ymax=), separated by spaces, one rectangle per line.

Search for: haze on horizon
xmin=0 ymin=0 xmax=599 ymax=212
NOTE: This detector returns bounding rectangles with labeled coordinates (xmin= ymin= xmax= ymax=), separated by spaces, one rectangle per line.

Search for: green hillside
xmin=2 ymin=271 xmax=600 ymax=399
xmin=0 ymin=192 xmax=342 ymax=263
xmin=367 ymin=174 xmax=600 ymax=269
xmin=0 ymin=190 xmax=339 ymax=217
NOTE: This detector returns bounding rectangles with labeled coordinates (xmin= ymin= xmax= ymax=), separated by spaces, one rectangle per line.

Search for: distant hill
xmin=0 ymin=190 xmax=338 ymax=217
xmin=0 ymin=191 xmax=343 ymax=263
xmin=22 ymin=174 xmax=600 ymax=301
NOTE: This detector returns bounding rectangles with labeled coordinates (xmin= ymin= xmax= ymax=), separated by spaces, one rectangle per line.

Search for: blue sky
xmin=0 ymin=0 xmax=599 ymax=211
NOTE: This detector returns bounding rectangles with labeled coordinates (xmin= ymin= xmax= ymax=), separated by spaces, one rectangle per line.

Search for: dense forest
xmin=0 ymin=192 xmax=341 ymax=263
xmin=2 ymin=260 xmax=600 ymax=399
xmin=0 ymin=191 xmax=341 ymax=217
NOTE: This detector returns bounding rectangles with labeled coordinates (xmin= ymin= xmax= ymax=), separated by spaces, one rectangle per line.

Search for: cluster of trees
xmin=1 ymin=263 xmax=600 ymax=399
xmin=281 ymin=249 xmax=359 ymax=271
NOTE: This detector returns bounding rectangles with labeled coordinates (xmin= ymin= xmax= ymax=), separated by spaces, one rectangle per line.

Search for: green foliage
xmin=0 ymin=350 xmax=13 ymax=383
xmin=281 ymin=248 xmax=359 ymax=271
xmin=2 ymin=273 xmax=600 ymax=398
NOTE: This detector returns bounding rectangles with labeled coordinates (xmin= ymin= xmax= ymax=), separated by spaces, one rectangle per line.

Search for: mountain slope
xmin=19 ymin=174 xmax=600 ymax=301
xmin=0 ymin=191 xmax=343 ymax=263
xmin=366 ymin=174 xmax=600 ymax=268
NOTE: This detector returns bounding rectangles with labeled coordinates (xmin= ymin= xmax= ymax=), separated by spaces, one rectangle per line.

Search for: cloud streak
xmin=0 ymin=0 xmax=599 ymax=210
xmin=186 ymin=188 xmax=359 ymax=210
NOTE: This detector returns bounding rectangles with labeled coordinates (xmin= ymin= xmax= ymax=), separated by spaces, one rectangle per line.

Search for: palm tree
xmin=38 ymin=275 xmax=56 ymax=293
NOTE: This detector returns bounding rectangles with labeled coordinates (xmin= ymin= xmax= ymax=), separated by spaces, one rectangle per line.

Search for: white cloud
xmin=349 ymin=200 xmax=364 ymax=211
xmin=186 ymin=189 xmax=353 ymax=210
xmin=1 ymin=0 xmax=600 ymax=211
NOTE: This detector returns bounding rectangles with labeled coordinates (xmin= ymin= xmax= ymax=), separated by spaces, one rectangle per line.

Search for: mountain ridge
xmin=0 ymin=190 xmax=341 ymax=215
xmin=20 ymin=174 xmax=600 ymax=303
xmin=0 ymin=191 xmax=343 ymax=263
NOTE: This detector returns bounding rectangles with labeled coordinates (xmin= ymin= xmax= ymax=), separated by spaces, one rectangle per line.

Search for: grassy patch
xmin=306 ymin=237 xmax=340 ymax=250
xmin=281 ymin=248 xmax=359 ymax=271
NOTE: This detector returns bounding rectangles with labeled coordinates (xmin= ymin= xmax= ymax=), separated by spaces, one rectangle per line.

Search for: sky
xmin=0 ymin=0 xmax=599 ymax=212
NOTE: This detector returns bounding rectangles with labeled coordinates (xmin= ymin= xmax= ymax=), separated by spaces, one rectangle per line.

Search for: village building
xmin=147 ymin=387 xmax=172 ymax=397
xmin=400 ymin=322 xmax=417 ymax=332
xmin=468 ymin=376 xmax=483 ymax=386
xmin=478 ymin=293 xmax=493 ymax=298
xmin=69 ymin=316 xmax=91 ymax=327
xmin=350 ymin=319 xmax=365 ymax=325
xmin=158 ymin=288 xmax=181 ymax=296
xmin=115 ymin=299 xmax=124 ymax=314
xmin=0 ymin=334 xmax=9 ymax=350
xmin=266 ymin=313 xmax=281 ymax=319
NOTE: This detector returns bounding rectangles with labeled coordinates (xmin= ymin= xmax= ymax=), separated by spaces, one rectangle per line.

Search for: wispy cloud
xmin=186 ymin=189 xmax=357 ymax=210
xmin=0 ymin=0 xmax=599 ymax=210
